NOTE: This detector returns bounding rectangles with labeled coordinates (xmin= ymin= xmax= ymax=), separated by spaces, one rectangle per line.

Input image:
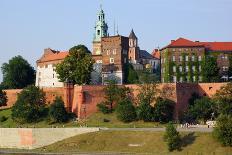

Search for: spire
xmin=129 ymin=29 xmax=137 ymax=39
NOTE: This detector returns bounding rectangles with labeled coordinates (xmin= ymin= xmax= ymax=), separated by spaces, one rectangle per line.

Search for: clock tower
xmin=92 ymin=6 xmax=109 ymax=55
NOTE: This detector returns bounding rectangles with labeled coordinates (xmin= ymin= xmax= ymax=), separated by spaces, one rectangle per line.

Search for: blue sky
xmin=0 ymin=0 xmax=232 ymax=82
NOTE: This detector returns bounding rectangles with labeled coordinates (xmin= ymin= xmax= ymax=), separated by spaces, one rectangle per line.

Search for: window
xmin=179 ymin=66 xmax=183 ymax=72
xmin=191 ymin=55 xmax=195 ymax=61
xmin=193 ymin=76 xmax=196 ymax=82
xmin=199 ymin=65 xmax=202 ymax=72
xmin=53 ymin=74 xmax=54 ymax=78
xmin=113 ymin=49 xmax=116 ymax=55
xmin=53 ymin=83 xmax=54 ymax=86
xmin=180 ymin=77 xmax=183 ymax=82
xmin=107 ymin=50 xmax=110 ymax=55
xmin=164 ymin=58 xmax=166 ymax=63
xmin=123 ymin=49 xmax=127 ymax=55
xmin=161 ymin=59 xmax=163 ymax=63
xmin=173 ymin=76 xmax=177 ymax=83
xmin=185 ymin=55 xmax=189 ymax=61
xmin=192 ymin=66 xmax=195 ymax=72
xmin=172 ymin=55 xmax=175 ymax=62
xmin=186 ymin=66 xmax=189 ymax=72
xmin=163 ymin=68 xmax=165 ymax=73
xmin=45 ymin=64 xmax=48 ymax=68
xmin=124 ymin=58 xmax=127 ymax=63
xmin=222 ymin=66 xmax=228 ymax=71
xmin=173 ymin=66 xmax=176 ymax=72
xmin=179 ymin=56 xmax=183 ymax=62
xmin=97 ymin=30 xmax=100 ymax=35
xmin=199 ymin=76 xmax=202 ymax=82
xmin=172 ymin=49 xmax=175 ymax=52
xmin=110 ymin=58 xmax=114 ymax=64
xmin=225 ymin=55 xmax=228 ymax=60
xmin=39 ymin=72 xmax=41 ymax=76
xmin=198 ymin=55 xmax=202 ymax=61
xmin=179 ymin=48 xmax=182 ymax=52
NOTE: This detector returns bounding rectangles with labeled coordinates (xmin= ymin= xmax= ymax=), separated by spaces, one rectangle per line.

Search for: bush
xmin=136 ymin=101 xmax=154 ymax=122
xmin=164 ymin=122 xmax=181 ymax=151
xmin=49 ymin=97 xmax=68 ymax=123
xmin=116 ymin=99 xmax=137 ymax=122
xmin=0 ymin=116 xmax=8 ymax=122
xmin=153 ymin=98 xmax=175 ymax=123
xmin=97 ymin=102 xmax=111 ymax=114
xmin=213 ymin=115 xmax=232 ymax=146
xmin=11 ymin=85 xmax=47 ymax=123
xmin=0 ymin=89 xmax=8 ymax=107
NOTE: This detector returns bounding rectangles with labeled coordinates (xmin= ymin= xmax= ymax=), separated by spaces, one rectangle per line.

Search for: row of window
xmin=109 ymin=58 xmax=127 ymax=64
xmin=161 ymin=55 xmax=202 ymax=63
xmin=171 ymin=76 xmax=203 ymax=83
xmin=161 ymin=65 xmax=202 ymax=73
xmin=170 ymin=48 xmax=203 ymax=52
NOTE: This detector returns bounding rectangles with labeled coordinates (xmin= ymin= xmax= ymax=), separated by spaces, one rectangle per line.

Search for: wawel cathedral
xmin=36 ymin=7 xmax=160 ymax=88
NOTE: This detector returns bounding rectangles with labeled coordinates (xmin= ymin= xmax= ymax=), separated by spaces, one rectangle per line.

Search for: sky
xmin=0 ymin=0 xmax=232 ymax=82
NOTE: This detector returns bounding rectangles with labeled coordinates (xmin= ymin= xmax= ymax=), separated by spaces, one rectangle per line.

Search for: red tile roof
xmin=162 ymin=37 xmax=232 ymax=51
xmin=37 ymin=50 xmax=69 ymax=63
xmin=151 ymin=49 xmax=160 ymax=59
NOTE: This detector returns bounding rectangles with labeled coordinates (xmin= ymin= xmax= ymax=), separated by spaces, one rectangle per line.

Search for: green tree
xmin=125 ymin=63 xmax=139 ymax=84
xmin=201 ymin=56 xmax=219 ymax=82
xmin=56 ymin=45 xmax=94 ymax=85
xmin=11 ymin=85 xmax=47 ymax=123
xmin=1 ymin=55 xmax=35 ymax=89
xmin=213 ymin=115 xmax=232 ymax=146
xmin=153 ymin=98 xmax=175 ymax=123
xmin=0 ymin=89 xmax=8 ymax=107
xmin=116 ymin=98 xmax=137 ymax=122
xmin=136 ymin=100 xmax=154 ymax=122
xmin=164 ymin=122 xmax=181 ymax=151
xmin=188 ymin=92 xmax=201 ymax=106
xmin=189 ymin=97 xmax=216 ymax=123
xmin=49 ymin=97 xmax=68 ymax=123
xmin=213 ymin=82 xmax=232 ymax=115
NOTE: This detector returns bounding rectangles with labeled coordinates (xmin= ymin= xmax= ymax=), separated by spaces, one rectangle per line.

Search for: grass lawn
xmin=36 ymin=131 xmax=232 ymax=155
xmin=0 ymin=109 xmax=163 ymax=128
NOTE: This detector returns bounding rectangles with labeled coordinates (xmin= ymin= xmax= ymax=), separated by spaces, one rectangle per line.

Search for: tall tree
xmin=56 ymin=45 xmax=94 ymax=85
xmin=1 ymin=55 xmax=35 ymax=89
xmin=125 ymin=63 xmax=139 ymax=84
xmin=201 ymin=56 xmax=219 ymax=82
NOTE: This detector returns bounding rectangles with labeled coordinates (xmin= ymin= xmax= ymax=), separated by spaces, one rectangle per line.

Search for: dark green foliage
xmin=11 ymin=85 xmax=47 ymax=123
xmin=0 ymin=116 xmax=8 ymax=122
xmin=1 ymin=55 xmax=35 ymax=89
xmin=213 ymin=115 xmax=232 ymax=146
xmin=201 ymin=56 xmax=220 ymax=82
xmin=137 ymin=70 xmax=160 ymax=84
xmin=125 ymin=63 xmax=139 ymax=84
xmin=228 ymin=55 xmax=232 ymax=80
xmin=56 ymin=45 xmax=94 ymax=85
xmin=116 ymin=99 xmax=137 ymax=122
xmin=0 ymin=89 xmax=8 ymax=107
xmin=97 ymin=102 xmax=111 ymax=114
xmin=164 ymin=122 xmax=181 ymax=151
xmin=213 ymin=82 xmax=232 ymax=115
xmin=188 ymin=92 xmax=201 ymax=106
xmin=136 ymin=101 xmax=154 ymax=122
xmin=153 ymin=98 xmax=175 ymax=123
xmin=189 ymin=97 xmax=216 ymax=122
xmin=49 ymin=97 xmax=68 ymax=123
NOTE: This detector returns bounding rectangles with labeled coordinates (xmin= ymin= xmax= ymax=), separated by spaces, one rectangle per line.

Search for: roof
xmin=129 ymin=29 xmax=137 ymax=39
xmin=151 ymin=49 xmax=160 ymax=59
xmin=37 ymin=49 xmax=69 ymax=63
xmin=161 ymin=37 xmax=232 ymax=51
xmin=139 ymin=50 xmax=153 ymax=59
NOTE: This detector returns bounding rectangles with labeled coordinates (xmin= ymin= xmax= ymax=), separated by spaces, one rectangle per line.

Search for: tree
xmin=213 ymin=115 xmax=232 ymax=146
xmin=164 ymin=122 xmax=181 ymax=151
xmin=1 ymin=55 xmax=35 ymax=89
xmin=0 ymin=89 xmax=7 ymax=107
xmin=189 ymin=97 xmax=216 ymax=123
xmin=11 ymin=85 xmax=47 ymax=123
xmin=201 ymin=56 xmax=219 ymax=82
xmin=49 ymin=97 xmax=68 ymax=123
xmin=188 ymin=92 xmax=201 ymax=106
xmin=56 ymin=45 xmax=94 ymax=85
xmin=116 ymin=98 xmax=137 ymax=122
xmin=153 ymin=98 xmax=175 ymax=123
xmin=213 ymin=82 xmax=232 ymax=115
xmin=136 ymin=100 xmax=154 ymax=122
xmin=125 ymin=63 xmax=139 ymax=84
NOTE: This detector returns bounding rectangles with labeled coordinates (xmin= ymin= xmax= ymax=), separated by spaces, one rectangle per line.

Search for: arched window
xmin=97 ymin=30 xmax=100 ymax=35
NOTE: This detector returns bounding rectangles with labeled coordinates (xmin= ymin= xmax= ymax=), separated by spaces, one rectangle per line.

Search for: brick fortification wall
xmin=1 ymin=83 xmax=227 ymax=119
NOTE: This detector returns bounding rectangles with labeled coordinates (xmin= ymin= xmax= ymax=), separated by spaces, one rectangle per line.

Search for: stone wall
xmin=0 ymin=128 xmax=99 ymax=149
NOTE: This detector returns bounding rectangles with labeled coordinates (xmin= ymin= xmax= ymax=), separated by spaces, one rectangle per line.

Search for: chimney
xmin=195 ymin=41 xmax=199 ymax=42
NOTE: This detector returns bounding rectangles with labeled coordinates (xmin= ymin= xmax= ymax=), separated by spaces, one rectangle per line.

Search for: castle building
xmin=160 ymin=38 xmax=232 ymax=83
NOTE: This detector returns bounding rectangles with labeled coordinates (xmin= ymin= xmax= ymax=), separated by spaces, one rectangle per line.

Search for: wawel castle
xmin=35 ymin=7 xmax=232 ymax=88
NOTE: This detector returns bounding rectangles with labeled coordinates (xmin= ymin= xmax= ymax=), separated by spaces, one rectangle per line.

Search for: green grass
xmin=0 ymin=109 xmax=163 ymax=128
xmin=35 ymin=131 xmax=232 ymax=154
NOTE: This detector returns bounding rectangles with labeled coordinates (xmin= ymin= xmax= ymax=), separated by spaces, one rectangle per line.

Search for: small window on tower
xmin=97 ymin=30 xmax=100 ymax=35
xmin=99 ymin=16 xmax=100 ymax=21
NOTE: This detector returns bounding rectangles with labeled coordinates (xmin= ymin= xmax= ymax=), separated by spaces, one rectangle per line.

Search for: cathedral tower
xmin=92 ymin=6 xmax=108 ymax=55
xmin=128 ymin=29 xmax=140 ymax=63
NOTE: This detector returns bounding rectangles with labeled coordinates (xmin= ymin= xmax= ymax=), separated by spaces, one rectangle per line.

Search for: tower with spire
xmin=92 ymin=5 xmax=108 ymax=55
xmin=128 ymin=29 xmax=140 ymax=63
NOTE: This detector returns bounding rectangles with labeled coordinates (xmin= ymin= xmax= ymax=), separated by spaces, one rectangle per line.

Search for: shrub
xmin=116 ymin=99 xmax=137 ymax=122
xmin=49 ymin=97 xmax=68 ymax=123
xmin=11 ymin=85 xmax=46 ymax=123
xmin=164 ymin=122 xmax=181 ymax=151
xmin=213 ymin=115 xmax=232 ymax=146
xmin=0 ymin=116 xmax=8 ymax=122
xmin=136 ymin=101 xmax=154 ymax=122
xmin=153 ymin=98 xmax=175 ymax=123
xmin=0 ymin=89 xmax=8 ymax=107
xmin=97 ymin=102 xmax=111 ymax=114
